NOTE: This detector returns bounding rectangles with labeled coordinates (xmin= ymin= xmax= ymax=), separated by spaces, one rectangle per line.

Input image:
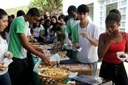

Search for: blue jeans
xmin=0 ymin=72 xmax=11 ymax=85
xmin=91 ymin=62 xmax=97 ymax=76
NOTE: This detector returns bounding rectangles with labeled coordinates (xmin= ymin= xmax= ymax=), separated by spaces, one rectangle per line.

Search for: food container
xmin=38 ymin=68 xmax=69 ymax=85
xmin=59 ymin=64 xmax=93 ymax=75
xmin=38 ymin=61 xmax=57 ymax=69
xmin=117 ymin=52 xmax=128 ymax=61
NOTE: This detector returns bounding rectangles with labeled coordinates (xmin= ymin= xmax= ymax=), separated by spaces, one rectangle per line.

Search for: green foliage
xmin=6 ymin=6 xmax=28 ymax=16
xmin=28 ymin=0 xmax=63 ymax=15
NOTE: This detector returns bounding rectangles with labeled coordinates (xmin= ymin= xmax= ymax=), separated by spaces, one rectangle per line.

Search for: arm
xmin=0 ymin=61 xmax=6 ymax=71
xmin=98 ymin=33 xmax=111 ymax=59
xmin=98 ymin=31 xmax=120 ymax=59
xmin=80 ymin=25 xmax=99 ymax=46
xmin=31 ymin=45 xmax=42 ymax=53
xmin=125 ymin=33 xmax=128 ymax=53
xmin=80 ymin=32 xmax=98 ymax=46
xmin=19 ymin=33 xmax=50 ymax=65
xmin=40 ymin=30 xmax=46 ymax=41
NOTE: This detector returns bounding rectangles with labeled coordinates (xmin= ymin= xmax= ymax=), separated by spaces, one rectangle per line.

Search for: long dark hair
xmin=0 ymin=9 xmax=8 ymax=39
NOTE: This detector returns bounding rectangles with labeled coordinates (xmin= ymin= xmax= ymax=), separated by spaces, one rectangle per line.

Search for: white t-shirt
xmin=77 ymin=22 xmax=99 ymax=63
xmin=25 ymin=22 xmax=31 ymax=36
xmin=70 ymin=18 xmax=80 ymax=29
xmin=0 ymin=36 xmax=9 ymax=75
xmin=33 ymin=25 xmax=44 ymax=37
xmin=0 ymin=36 xmax=8 ymax=61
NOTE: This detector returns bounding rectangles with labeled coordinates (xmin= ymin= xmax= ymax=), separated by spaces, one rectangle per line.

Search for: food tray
xmin=38 ymin=61 xmax=57 ymax=69
xmin=38 ymin=68 xmax=69 ymax=85
xmin=59 ymin=64 xmax=93 ymax=75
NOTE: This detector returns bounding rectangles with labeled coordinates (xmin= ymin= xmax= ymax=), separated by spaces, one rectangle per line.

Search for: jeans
xmin=91 ymin=62 xmax=97 ymax=76
xmin=0 ymin=72 xmax=11 ymax=85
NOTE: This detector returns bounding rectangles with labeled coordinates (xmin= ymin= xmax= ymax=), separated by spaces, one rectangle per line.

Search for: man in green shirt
xmin=8 ymin=8 xmax=50 ymax=85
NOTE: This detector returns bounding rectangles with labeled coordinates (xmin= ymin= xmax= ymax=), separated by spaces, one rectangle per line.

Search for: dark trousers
xmin=99 ymin=61 xmax=128 ymax=85
xmin=0 ymin=72 xmax=11 ymax=85
xmin=9 ymin=57 xmax=32 ymax=85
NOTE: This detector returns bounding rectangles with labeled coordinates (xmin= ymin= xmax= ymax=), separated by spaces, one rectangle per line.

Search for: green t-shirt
xmin=66 ymin=20 xmax=71 ymax=33
xmin=8 ymin=17 xmax=26 ymax=59
xmin=72 ymin=24 xmax=79 ymax=43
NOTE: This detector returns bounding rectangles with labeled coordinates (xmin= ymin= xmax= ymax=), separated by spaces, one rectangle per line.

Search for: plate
xmin=117 ymin=52 xmax=128 ymax=61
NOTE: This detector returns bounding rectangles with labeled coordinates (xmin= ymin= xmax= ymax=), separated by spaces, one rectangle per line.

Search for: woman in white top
xmin=33 ymin=20 xmax=44 ymax=42
xmin=0 ymin=8 xmax=13 ymax=85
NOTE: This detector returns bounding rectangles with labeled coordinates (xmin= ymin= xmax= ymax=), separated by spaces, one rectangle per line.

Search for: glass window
xmin=119 ymin=28 xmax=125 ymax=32
xmin=120 ymin=22 xmax=125 ymax=27
xmin=100 ymin=6 xmax=104 ymax=10
xmin=120 ymin=8 xmax=126 ymax=13
xmin=120 ymin=0 xmax=127 ymax=7
xmin=100 ymin=17 xmax=103 ymax=21
xmin=100 ymin=22 xmax=103 ymax=26
xmin=121 ymin=15 xmax=126 ymax=20
xmin=112 ymin=0 xmax=117 ymax=2
xmin=106 ymin=0 xmax=111 ymax=4
xmin=100 ymin=12 xmax=103 ymax=16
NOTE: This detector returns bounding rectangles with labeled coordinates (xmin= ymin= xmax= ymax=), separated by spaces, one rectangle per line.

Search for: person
xmin=16 ymin=10 xmax=36 ymax=43
xmin=98 ymin=13 xmax=128 ymax=85
xmin=64 ymin=5 xmax=80 ymax=60
xmin=10 ymin=14 xmax=15 ymax=20
xmin=43 ymin=19 xmax=53 ymax=43
xmin=3 ymin=16 xmax=13 ymax=43
xmin=16 ymin=10 xmax=25 ymax=17
xmin=71 ymin=4 xmax=99 ymax=76
xmin=0 ymin=8 xmax=13 ymax=85
xmin=32 ymin=20 xmax=44 ymax=42
xmin=109 ymin=9 xmax=121 ymax=21
xmin=66 ymin=5 xmax=79 ymax=40
xmin=8 ymin=8 xmax=50 ymax=85
xmin=58 ymin=14 xmax=70 ymax=45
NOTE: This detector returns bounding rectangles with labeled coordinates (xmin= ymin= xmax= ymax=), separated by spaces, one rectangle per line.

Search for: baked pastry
xmin=39 ymin=68 xmax=69 ymax=85
xmin=59 ymin=64 xmax=93 ymax=75
xmin=38 ymin=61 xmax=57 ymax=68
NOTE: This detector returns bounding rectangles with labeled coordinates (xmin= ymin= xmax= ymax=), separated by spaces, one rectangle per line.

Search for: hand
xmin=41 ymin=54 xmax=51 ymax=65
xmin=0 ymin=61 xmax=7 ymax=71
xmin=4 ymin=52 xmax=13 ymax=59
xmin=74 ymin=43 xmax=80 ymax=49
xmin=80 ymin=32 xmax=89 ymax=39
xmin=108 ymin=30 xmax=120 ymax=42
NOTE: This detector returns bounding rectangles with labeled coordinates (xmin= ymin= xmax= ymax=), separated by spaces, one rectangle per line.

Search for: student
xmin=8 ymin=8 xmax=50 ymax=85
xmin=72 ymin=4 xmax=99 ymax=76
xmin=4 ymin=16 xmax=13 ymax=43
xmin=0 ymin=8 xmax=13 ymax=85
xmin=43 ymin=19 xmax=53 ymax=43
xmin=66 ymin=5 xmax=79 ymax=40
xmin=109 ymin=9 xmax=121 ymax=22
xmin=98 ymin=13 xmax=128 ymax=85
xmin=10 ymin=14 xmax=15 ymax=20
xmin=32 ymin=20 xmax=44 ymax=42
xmin=58 ymin=14 xmax=70 ymax=45
xmin=16 ymin=10 xmax=25 ymax=17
